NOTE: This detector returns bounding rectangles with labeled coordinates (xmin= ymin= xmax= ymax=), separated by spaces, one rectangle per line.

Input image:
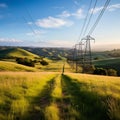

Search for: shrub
xmin=107 ymin=69 xmax=117 ymax=76
xmin=40 ymin=60 xmax=49 ymax=66
xmin=83 ymin=65 xmax=95 ymax=74
xmin=16 ymin=58 xmax=35 ymax=67
xmin=93 ymin=68 xmax=107 ymax=75
xmin=94 ymin=57 xmax=100 ymax=60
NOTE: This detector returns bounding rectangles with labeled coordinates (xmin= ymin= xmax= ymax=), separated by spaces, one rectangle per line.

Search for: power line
xmin=23 ymin=8 xmax=44 ymax=43
xmin=88 ymin=0 xmax=111 ymax=35
xmin=70 ymin=0 xmax=111 ymax=73
xmin=76 ymin=0 xmax=93 ymax=43
xmin=26 ymin=8 xmax=35 ymax=24
xmin=82 ymin=0 xmax=98 ymax=36
xmin=23 ymin=16 xmax=36 ymax=35
xmin=26 ymin=8 xmax=41 ymax=37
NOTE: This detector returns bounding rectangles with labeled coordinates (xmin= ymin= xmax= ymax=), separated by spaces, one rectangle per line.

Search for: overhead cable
xmin=76 ymin=0 xmax=93 ymax=43
xmin=82 ymin=0 xmax=98 ymax=36
xmin=88 ymin=0 xmax=111 ymax=35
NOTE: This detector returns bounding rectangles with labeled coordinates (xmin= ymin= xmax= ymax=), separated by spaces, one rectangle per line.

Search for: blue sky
xmin=0 ymin=0 xmax=120 ymax=49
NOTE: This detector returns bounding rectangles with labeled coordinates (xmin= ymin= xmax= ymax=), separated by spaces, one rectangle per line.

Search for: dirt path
xmin=25 ymin=75 xmax=58 ymax=120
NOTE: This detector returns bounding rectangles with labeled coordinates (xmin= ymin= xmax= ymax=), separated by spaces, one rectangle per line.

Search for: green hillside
xmin=0 ymin=72 xmax=120 ymax=120
xmin=23 ymin=47 xmax=69 ymax=60
xmin=0 ymin=47 xmax=40 ymax=59
xmin=94 ymin=58 xmax=120 ymax=76
xmin=92 ymin=51 xmax=112 ymax=60
xmin=0 ymin=61 xmax=38 ymax=72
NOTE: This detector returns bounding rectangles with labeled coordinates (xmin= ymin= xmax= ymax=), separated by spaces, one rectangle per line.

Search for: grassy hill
xmin=0 ymin=58 xmax=71 ymax=72
xmin=23 ymin=47 xmax=69 ymax=60
xmin=0 ymin=72 xmax=120 ymax=120
xmin=0 ymin=47 xmax=40 ymax=59
xmin=0 ymin=61 xmax=38 ymax=72
xmin=92 ymin=51 xmax=112 ymax=60
xmin=94 ymin=58 xmax=120 ymax=76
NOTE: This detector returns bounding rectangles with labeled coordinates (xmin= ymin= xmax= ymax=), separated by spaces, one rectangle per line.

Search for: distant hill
xmin=23 ymin=47 xmax=70 ymax=60
xmin=107 ymin=49 xmax=120 ymax=57
xmin=0 ymin=47 xmax=40 ymax=59
xmin=0 ymin=61 xmax=38 ymax=71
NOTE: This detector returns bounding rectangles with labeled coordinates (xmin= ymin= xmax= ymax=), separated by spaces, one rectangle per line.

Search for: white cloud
xmin=46 ymin=40 xmax=74 ymax=47
xmin=108 ymin=4 xmax=120 ymax=11
xmin=0 ymin=3 xmax=7 ymax=8
xmin=90 ymin=7 xmax=103 ymax=14
xmin=90 ymin=4 xmax=120 ymax=14
xmin=0 ymin=38 xmax=23 ymax=43
xmin=35 ymin=8 xmax=84 ymax=29
xmin=26 ymin=30 xmax=46 ymax=36
xmin=36 ymin=16 xmax=72 ymax=28
xmin=58 ymin=8 xmax=84 ymax=19
xmin=58 ymin=11 xmax=71 ymax=18
xmin=72 ymin=8 xmax=84 ymax=18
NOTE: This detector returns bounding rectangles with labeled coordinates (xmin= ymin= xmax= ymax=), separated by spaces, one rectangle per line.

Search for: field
xmin=0 ymin=72 xmax=120 ymax=120
xmin=0 ymin=47 xmax=120 ymax=120
xmin=0 ymin=59 xmax=72 ymax=73
xmin=36 ymin=60 xmax=72 ymax=72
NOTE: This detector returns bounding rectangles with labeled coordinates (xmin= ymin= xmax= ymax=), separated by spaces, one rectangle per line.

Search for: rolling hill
xmin=94 ymin=58 xmax=120 ymax=76
xmin=0 ymin=47 xmax=40 ymax=59
xmin=0 ymin=61 xmax=38 ymax=72
xmin=23 ymin=47 xmax=69 ymax=60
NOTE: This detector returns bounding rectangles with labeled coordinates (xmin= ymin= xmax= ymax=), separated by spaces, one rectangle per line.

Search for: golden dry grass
xmin=65 ymin=73 xmax=120 ymax=98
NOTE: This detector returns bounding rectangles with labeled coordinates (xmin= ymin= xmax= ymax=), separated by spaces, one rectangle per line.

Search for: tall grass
xmin=45 ymin=103 xmax=59 ymax=120
xmin=64 ymin=73 xmax=120 ymax=120
xmin=0 ymin=72 xmax=120 ymax=120
xmin=106 ymin=97 xmax=120 ymax=120
xmin=44 ymin=75 xmax=62 ymax=120
xmin=0 ymin=72 xmax=58 ymax=120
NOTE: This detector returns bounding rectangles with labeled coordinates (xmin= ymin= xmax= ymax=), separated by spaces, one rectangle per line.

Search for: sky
xmin=0 ymin=0 xmax=120 ymax=50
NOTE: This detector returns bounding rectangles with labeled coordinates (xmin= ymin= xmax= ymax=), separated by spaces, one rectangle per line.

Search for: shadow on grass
xmin=61 ymin=75 xmax=109 ymax=120
xmin=13 ymin=76 xmax=57 ymax=120
xmin=27 ymin=77 xmax=56 ymax=120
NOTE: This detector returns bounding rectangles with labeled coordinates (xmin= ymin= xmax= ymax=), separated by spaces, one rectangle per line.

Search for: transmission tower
xmin=76 ymin=42 xmax=84 ymax=72
xmin=81 ymin=35 xmax=95 ymax=73
xmin=74 ymin=44 xmax=79 ymax=72
xmin=77 ymin=42 xmax=84 ymax=64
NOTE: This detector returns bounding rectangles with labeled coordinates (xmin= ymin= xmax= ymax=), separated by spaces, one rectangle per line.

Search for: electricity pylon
xmin=81 ymin=35 xmax=95 ymax=73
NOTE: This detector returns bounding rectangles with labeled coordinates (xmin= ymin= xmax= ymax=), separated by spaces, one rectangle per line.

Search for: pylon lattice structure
xmin=82 ymin=35 xmax=95 ymax=64
xmin=75 ymin=42 xmax=84 ymax=72
xmin=81 ymin=35 xmax=95 ymax=73
xmin=67 ymin=35 xmax=95 ymax=73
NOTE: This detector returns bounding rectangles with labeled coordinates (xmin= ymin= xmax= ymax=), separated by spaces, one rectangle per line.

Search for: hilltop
xmin=0 ymin=47 xmax=40 ymax=59
xmin=23 ymin=47 xmax=70 ymax=60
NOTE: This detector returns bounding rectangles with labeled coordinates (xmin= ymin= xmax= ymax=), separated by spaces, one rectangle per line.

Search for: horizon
xmin=0 ymin=43 xmax=120 ymax=52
